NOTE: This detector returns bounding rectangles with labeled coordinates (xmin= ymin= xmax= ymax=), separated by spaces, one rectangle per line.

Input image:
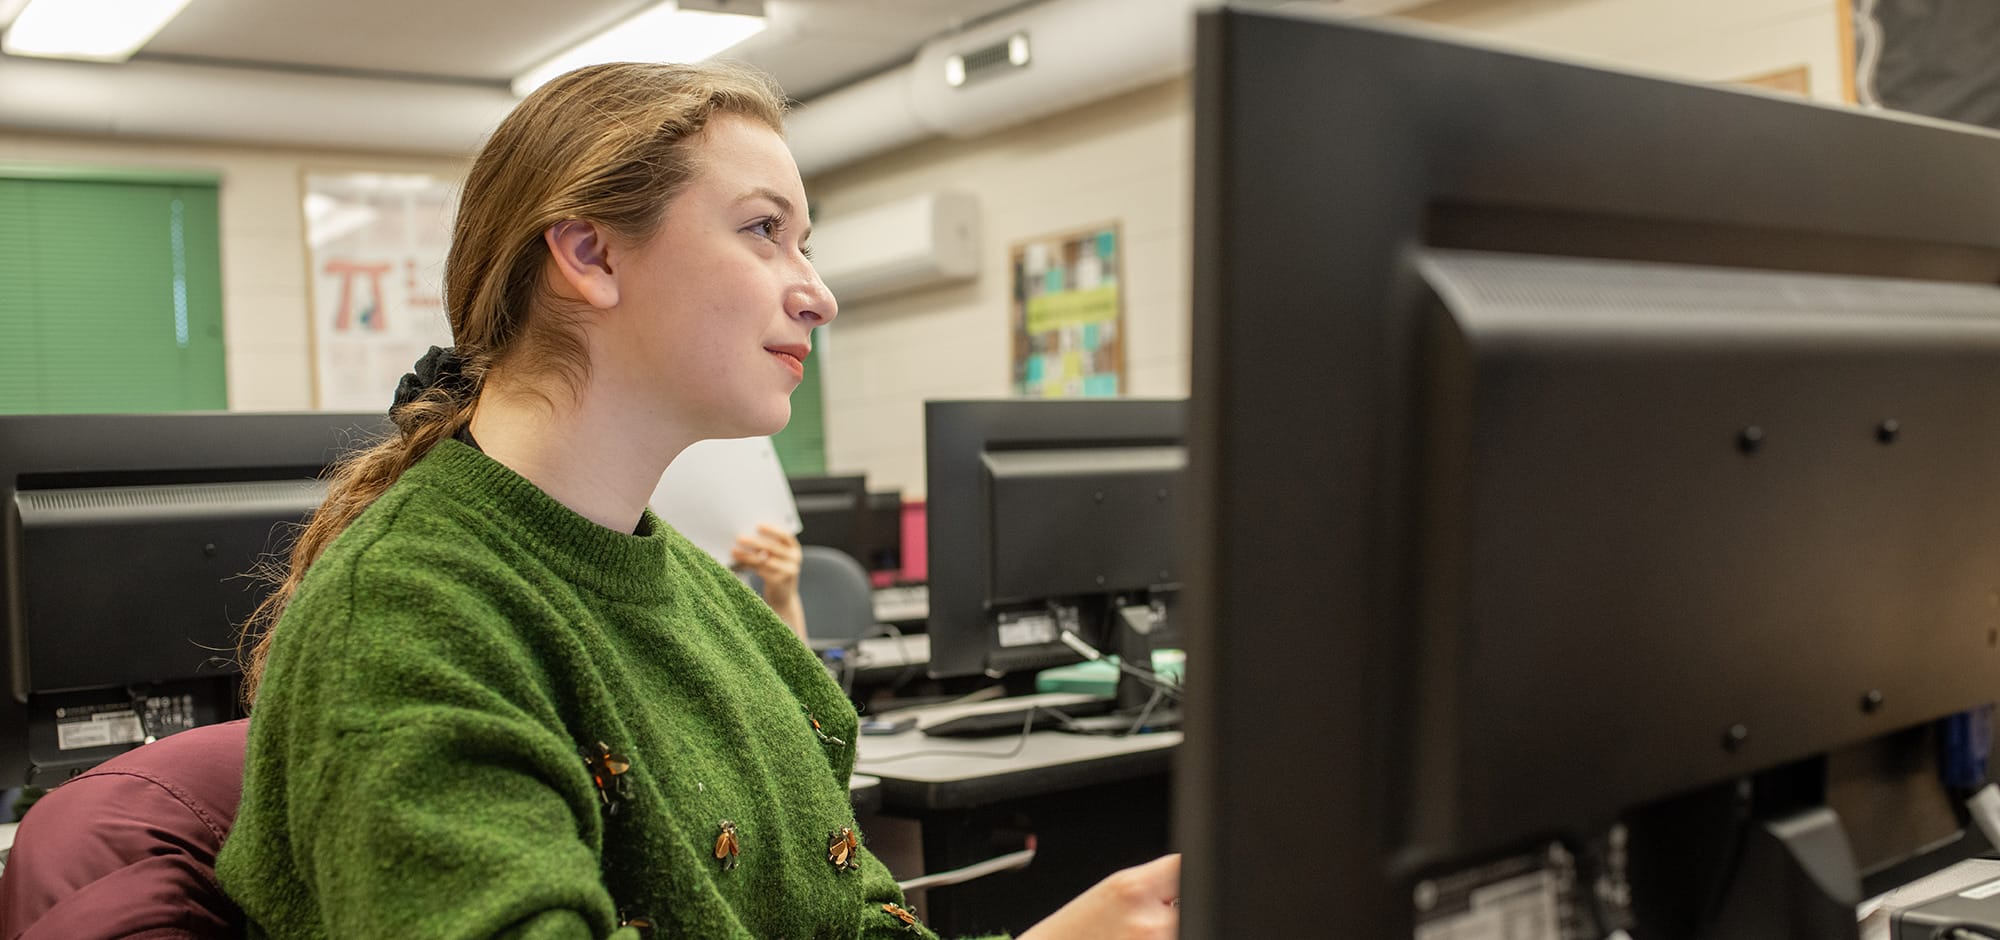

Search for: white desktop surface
xmin=855 ymin=694 xmax=1179 ymax=785
xmin=1 ymin=821 xmax=14 ymax=854
xmin=857 ymin=727 xmax=1179 ymax=784
xmin=871 ymin=584 xmax=929 ymax=624
xmin=850 ymin=773 xmax=881 ymax=792
xmin=853 ymin=633 xmax=929 ymax=671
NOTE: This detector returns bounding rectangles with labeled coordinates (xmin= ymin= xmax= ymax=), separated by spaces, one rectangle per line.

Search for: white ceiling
xmin=0 ymin=0 xmax=1356 ymax=160
xmin=112 ymin=0 xmax=1040 ymax=101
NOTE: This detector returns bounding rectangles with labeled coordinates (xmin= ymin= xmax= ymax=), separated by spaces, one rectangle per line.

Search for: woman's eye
xmin=748 ymin=218 xmax=779 ymax=240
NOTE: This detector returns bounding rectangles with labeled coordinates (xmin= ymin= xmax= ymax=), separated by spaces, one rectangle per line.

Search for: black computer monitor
xmin=789 ymin=474 xmax=870 ymax=563
xmin=863 ymin=489 xmax=904 ymax=578
xmin=1179 ymin=9 xmax=2000 ymax=939
xmin=1 ymin=412 xmax=384 ymax=788
xmin=924 ymin=399 xmax=1184 ymax=708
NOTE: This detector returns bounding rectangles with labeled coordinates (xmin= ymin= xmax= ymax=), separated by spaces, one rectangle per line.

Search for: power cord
xmin=1056 ymin=630 xmax=1184 ymax=704
xmin=873 ymin=622 xmax=926 ymax=692
xmin=126 ymin=684 xmax=158 ymax=745
xmin=860 ymin=704 xmax=1044 ymax=763
xmin=1940 ymin=927 xmax=2000 ymax=940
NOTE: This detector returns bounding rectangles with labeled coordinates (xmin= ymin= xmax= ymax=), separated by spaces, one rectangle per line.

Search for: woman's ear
xmin=544 ymin=219 xmax=620 ymax=309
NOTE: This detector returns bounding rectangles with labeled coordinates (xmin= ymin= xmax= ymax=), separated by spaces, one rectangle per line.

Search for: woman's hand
xmin=1017 ymin=854 xmax=1180 ymax=940
xmin=732 ymin=524 xmax=805 ymax=640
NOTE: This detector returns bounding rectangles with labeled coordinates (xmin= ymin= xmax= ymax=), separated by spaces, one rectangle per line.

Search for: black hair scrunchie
xmin=391 ymin=345 xmax=473 ymax=412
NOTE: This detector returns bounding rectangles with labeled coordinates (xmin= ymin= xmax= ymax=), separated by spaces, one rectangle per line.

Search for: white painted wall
xmin=807 ymin=0 xmax=1849 ymax=497
xmin=0 ymin=131 xmax=467 ymax=412
xmin=807 ymin=79 xmax=1194 ymax=497
xmin=1 ymin=0 xmax=1850 ymax=486
xmin=1405 ymin=0 xmax=1849 ymax=101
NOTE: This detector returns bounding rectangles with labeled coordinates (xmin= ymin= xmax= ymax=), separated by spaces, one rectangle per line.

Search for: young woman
xmin=215 ymin=61 xmax=1178 ymax=939
xmin=735 ymin=522 xmax=805 ymax=640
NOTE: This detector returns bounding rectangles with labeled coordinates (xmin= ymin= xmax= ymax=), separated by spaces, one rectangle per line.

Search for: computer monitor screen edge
xmin=1181 ymin=8 xmax=2000 ymax=939
xmin=1 ymin=411 xmax=386 ymax=789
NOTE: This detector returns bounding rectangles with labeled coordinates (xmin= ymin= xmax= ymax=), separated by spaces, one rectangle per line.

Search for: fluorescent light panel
xmin=511 ymin=1 xmax=766 ymax=98
xmin=3 ymin=0 xmax=192 ymax=62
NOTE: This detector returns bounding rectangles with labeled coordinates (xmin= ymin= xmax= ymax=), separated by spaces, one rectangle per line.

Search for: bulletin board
xmin=1852 ymin=0 xmax=2000 ymax=129
xmin=302 ymin=171 xmax=457 ymax=411
xmin=1010 ymin=223 xmax=1124 ymax=398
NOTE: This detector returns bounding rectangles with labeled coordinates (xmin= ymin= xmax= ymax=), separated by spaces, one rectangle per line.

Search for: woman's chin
xmin=736 ymin=403 xmax=792 ymax=439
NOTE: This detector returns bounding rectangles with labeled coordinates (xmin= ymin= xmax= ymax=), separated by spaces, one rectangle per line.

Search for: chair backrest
xmin=798 ymin=545 xmax=877 ymax=646
xmin=0 ymin=718 xmax=248 ymax=938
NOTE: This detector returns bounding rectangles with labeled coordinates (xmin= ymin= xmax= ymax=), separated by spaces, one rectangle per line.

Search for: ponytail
xmin=239 ymin=353 xmax=483 ymax=704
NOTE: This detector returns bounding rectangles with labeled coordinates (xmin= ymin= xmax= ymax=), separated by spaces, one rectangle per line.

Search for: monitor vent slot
xmin=17 ymin=479 xmax=326 ymax=515
xmin=1420 ymin=249 xmax=2000 ymax=323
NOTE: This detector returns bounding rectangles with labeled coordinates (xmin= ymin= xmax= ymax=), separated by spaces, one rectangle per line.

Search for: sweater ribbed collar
xmin=404 ymin=439 xmax=679 ymax=605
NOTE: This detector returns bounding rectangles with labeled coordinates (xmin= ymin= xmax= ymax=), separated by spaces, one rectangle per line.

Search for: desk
xmin=855 ymin=703 xmax=1177 ymax=937
xmin=871 ymin=584 xmax=929 ymax=625
xmin=852 ymin=633 xmax=930 ymax=681
xmin=856 ymin=720 xmax=1177 ymax=811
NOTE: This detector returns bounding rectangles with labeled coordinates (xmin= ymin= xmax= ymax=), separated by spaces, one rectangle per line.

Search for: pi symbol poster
xmin=303 ymin=171 xmax=457 ymax=411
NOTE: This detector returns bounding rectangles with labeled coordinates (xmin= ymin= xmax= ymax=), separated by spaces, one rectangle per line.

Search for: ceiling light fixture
xmin=2 ymin=0 xmax=193 ymax=62
xmin=511 ymin=0 xmax=767 ymax=98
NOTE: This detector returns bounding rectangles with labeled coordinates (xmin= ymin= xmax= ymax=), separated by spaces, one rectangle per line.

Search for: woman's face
xmin=604 ymin=113 xmax=836 ymax=441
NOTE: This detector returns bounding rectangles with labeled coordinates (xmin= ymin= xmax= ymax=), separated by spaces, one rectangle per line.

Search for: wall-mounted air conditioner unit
xmin=811 ymin=191 xmax=980 ymax=304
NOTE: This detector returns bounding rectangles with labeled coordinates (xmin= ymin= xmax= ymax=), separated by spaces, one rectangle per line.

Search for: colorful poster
xmin=1011 ymin=224 xmax=1124 ymax=398
xmin=303 ymin=171 xmax=457 ymax=411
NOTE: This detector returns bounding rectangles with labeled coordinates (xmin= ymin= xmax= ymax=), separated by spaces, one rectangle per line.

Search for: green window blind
xmin=771 ymin=325 xmax=828 ymax=476
xmin=0 ymin=168 xmax=226 ymax=414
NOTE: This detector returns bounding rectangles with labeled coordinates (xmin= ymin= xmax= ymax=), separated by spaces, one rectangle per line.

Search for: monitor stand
xmin=1627 ymin=778 xmax=1863 ymax=938
xmin=1065 ymin=600 xmax=1181 ymax=734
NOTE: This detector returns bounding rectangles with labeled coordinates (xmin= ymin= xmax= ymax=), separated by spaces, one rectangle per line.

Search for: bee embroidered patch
xmin=714 ymin=820 xmax=741 ymax=871
xmin=827 ymin=826 xmax=862 ymax=873
xmin=579 ymin=741 xmax=633 ymax=816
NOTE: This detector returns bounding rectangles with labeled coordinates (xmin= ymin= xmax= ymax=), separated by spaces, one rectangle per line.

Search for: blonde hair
xmin=239 ymin=61 xmax=790 ymax=703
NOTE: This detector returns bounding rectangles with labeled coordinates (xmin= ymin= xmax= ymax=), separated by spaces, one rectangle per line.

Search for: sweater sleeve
xmin=288 ymin=718 xmax=643 ymax=940
xmin=221 ymin=557 xmax=662 ymax=940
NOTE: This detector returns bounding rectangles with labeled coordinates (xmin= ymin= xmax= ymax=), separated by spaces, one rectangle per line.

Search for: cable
xmin=1057 ymin=629 xmax=1184 ymax=704
xmin=126 ymin=684 xmax=158 ymax=745
xmin=861 ymin=621 xmax=925 ymax=692
xmin=1854 ymin=0 xmax=1885 ymax=108
xmin=861 ymin=704 xmax=1042 ymax=764
xmin=1120 ymin=685 xmax=1172 ymax=736
xmin=898 ymin=841 xmax=1038 ymax=893
xmin=1940 ymin=927 xmax=2000 ymax=940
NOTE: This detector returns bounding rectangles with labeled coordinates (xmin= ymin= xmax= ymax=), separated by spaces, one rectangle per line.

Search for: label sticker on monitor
xmin=1412 ymin=839 xmax=1609 ymax=940
xmin=1962 ymin=878 xmax=2000 ymax=900
xmin=1413 ymin=869 xmax=1558 ymax=940
xmin=54 ymin=706 xmax=145 ymax=751
xmin=996 ymin=609 xmax=1060 ymax=647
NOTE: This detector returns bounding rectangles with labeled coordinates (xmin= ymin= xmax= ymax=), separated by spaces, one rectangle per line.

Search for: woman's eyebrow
xmin=734 ymin=187 xmax=813 ymax=242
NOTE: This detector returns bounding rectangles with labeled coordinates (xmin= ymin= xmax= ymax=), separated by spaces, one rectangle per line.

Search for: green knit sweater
xmin=216 ymin=441 xmax=982 ymax=939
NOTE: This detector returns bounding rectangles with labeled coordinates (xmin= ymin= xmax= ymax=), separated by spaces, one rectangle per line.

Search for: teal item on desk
xmin=1035 ymin=649 xmax=1185 ymax=696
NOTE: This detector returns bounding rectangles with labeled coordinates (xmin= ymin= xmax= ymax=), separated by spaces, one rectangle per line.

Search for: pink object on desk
xmin=900 ymin=499 xmax=927 ymax=583
xmin=867 ymin=499 xmax=927 ymax=589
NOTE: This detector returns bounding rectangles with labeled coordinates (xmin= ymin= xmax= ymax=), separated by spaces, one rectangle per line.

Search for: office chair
xmin=0 ymin=719 xmax=248 ymax=939
xmin=798 ymin=545 xmax=878 ymax=648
